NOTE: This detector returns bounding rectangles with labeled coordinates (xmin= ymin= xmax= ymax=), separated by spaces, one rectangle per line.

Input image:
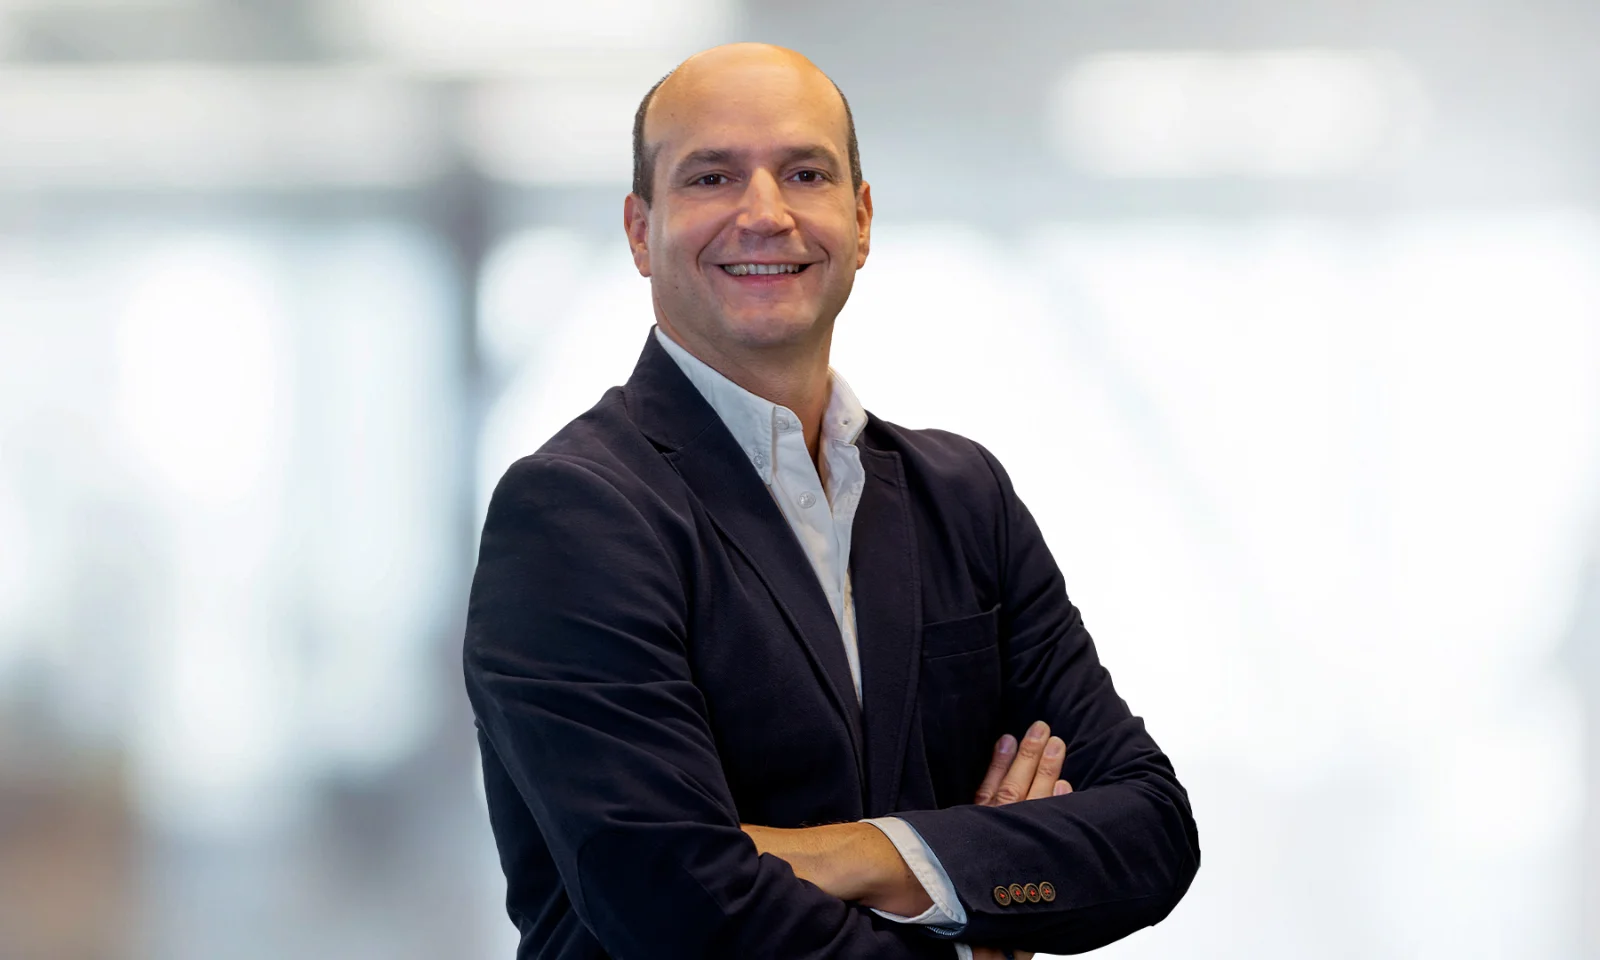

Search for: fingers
xmin=993 ymin=721 xmax=1049 ymax=804
xmin=973 ymin=733 xmax=1017 ymax=805
xmin=974 ymin=721 xmax=1074 ymax=807
xmin=1026 ymin=735 xmax=1066 ymax=800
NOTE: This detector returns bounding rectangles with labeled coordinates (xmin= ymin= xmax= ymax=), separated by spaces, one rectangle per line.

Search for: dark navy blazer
xmin=463 ymin=331 xmax=1200 ymax=959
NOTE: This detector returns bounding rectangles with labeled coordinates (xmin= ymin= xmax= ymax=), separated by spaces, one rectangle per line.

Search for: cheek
xmin=657 ymin=210 xmax=724 ymax=268
xmin=813 ymin=203 xmax=863 ymax=256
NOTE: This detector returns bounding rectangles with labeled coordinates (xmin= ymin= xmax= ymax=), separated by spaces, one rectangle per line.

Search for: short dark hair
xmin=630 ymin=70 xmax=863 ymax=205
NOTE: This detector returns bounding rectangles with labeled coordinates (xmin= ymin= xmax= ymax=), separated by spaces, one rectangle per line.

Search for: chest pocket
xmin=918 ymin=603 xmax=1004 ymax=805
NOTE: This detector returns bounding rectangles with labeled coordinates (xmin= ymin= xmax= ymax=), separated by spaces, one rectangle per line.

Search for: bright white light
xmin=1049 ymin=50 xmax=1428 ymax=178
xmin=477 ymin=245 xmax=652 ymax=528
xmin=114 ymin=238 xmax=288 ymax=504
xmin=0 ymin=478 xmax=30 ymax=648
xmin=325 ymin=0 xmax=732 ymax=69
xmin=478 ymin=227 xmax=599 ymax=372
xmin=462 ymin=79 xmax=641 ymax=184
xmin=284 ymin=228 xmax=457 ymax=779
xmin=0 ymin=66 xmax=439 ymax=188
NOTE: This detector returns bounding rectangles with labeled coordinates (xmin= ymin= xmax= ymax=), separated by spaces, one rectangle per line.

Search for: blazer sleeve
xmin=893 ymin=442 xmax=1202 ymax=955
xmin=463 ymin=454 xmax=956 ymax=960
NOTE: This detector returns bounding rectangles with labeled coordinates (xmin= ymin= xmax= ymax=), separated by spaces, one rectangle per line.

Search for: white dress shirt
xmin=654 ymin=327 xmax=974 ymax=959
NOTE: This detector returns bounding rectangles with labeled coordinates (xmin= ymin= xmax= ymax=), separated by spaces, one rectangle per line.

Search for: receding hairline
xmin=631 ymin=48 xmax=861 ymax=203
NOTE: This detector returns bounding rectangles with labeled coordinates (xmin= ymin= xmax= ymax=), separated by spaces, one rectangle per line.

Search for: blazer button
xmin=1039 ymin=881 xmax=1056 ymax=902
xmin=1008 ymin=883 xmax=1025 ymax=904
xmin=1023 ymin=882 xmax=1041 ymax=903
xmin=993 ymin=885 xmax=1012 ymax=906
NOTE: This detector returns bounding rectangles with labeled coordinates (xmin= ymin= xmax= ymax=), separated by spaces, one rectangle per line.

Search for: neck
xmin=657 ymin=320 xmax=834 ymax=465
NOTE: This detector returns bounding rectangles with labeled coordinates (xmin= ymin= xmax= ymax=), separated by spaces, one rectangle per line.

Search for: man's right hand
xmin=967 ymin=720 xmax=1072 ymax=960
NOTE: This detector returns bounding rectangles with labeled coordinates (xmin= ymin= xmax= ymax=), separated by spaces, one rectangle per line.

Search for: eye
xmin=791 ymin=169 xmax=828 ymax=183
xmin=692 ymin=173 xmax=729 ymax=186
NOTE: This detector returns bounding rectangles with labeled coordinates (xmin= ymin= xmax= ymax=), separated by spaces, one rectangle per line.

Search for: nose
xmin=734 ymin=169 xmax=795 ymax=236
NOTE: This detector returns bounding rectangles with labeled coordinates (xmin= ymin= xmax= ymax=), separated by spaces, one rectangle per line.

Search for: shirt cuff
xmin=952 ymin=943 xmax=974 ymax=960
xmin=860 ymin=816 xmax=967 ymax=932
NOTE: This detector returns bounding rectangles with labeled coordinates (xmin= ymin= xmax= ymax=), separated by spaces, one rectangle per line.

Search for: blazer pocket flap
xmin=921 ymin=603 xmax=1000 ymax=659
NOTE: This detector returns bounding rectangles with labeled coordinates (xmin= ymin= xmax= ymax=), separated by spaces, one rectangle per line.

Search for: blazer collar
xmin=624 ymin=331 xmax=869 ymax=792
xmin=621 ymin=329 xmax=922 ymax=816
xmin=649 ymin=325 xmax=870 ymax=487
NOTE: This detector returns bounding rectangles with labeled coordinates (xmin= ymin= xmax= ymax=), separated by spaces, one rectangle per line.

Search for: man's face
xmin=624 ymin=51 xmax=872 ymax=361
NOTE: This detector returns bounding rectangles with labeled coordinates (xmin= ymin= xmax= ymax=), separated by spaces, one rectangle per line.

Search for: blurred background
xmin=1 ymin=0 xmax=1597 ymax=957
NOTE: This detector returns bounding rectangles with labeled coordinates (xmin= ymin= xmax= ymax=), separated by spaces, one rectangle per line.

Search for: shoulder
xmin=482 ymin=389 xmax=693 ymax=556
xmin=491 ymin=387 xmax=669 ymax=503
xmin=860 ymin=413 xmax=1012 ymax=500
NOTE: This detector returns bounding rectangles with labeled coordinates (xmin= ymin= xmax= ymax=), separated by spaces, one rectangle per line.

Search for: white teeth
xmin=722 ymin=263 xmax=804 ymax=276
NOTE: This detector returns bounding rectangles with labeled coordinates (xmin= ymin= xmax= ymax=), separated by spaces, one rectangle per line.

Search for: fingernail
xmin=1027 ymin=721 xmax=1048 ymax=741
xmin=1045 ymin=738 xmax=1064 ymax=758
xmin=997 ymin=735 xmax=1015 ymax=755
xmin=1053 ymin=780 xmax=1069 ymax=796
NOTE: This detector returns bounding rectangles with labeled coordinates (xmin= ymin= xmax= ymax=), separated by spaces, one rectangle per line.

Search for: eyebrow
xmin=672 ymin=144 xmax=843 ymax=179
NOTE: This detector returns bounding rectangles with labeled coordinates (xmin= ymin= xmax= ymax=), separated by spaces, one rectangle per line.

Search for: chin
xmin=721 ymin=312 xmax=819 ymax=348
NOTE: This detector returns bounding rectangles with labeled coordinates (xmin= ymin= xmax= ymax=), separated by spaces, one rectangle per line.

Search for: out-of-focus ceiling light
xmin=0 ymin=66 xmax=439 ymax=189
xmin=1048 ymin=50 xmax=1429 ymax=179
xmin=323 ymin=0 xmax=731 ymax=71
xmin=461 ymin=77 xmax=641 ymax=185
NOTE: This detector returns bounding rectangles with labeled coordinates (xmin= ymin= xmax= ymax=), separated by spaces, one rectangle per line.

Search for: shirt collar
xmin=652 ymin=325 xmax=866 ymax=485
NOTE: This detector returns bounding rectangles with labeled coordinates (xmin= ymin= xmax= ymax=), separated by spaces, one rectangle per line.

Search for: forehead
xmin=646 ymin=59 xmax=849 ymax=165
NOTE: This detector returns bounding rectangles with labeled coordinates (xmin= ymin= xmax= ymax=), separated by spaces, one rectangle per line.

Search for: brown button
xmin=1039 ymin=881 xmax=1056 ymax=902
xmin=1008 ymin=883 xmax=1025 ymax=903
xmin=992 ymin=885 xmax=1011 ymax=906
xmin=1023 ymin=882 xmax=1041 ymax=903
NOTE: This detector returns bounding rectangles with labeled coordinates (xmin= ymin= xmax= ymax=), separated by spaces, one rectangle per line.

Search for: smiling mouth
xmin=719 ymin=263 xmax=811 ymax=276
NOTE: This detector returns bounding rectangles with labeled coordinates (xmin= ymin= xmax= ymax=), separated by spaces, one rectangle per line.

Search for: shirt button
xmin=775 ymin=414 xmax=793 ymax=431
xmin=797 ymin=491 xmax=817 ymax=508
xmin=752 ymin=453 xmax=768 ymax=470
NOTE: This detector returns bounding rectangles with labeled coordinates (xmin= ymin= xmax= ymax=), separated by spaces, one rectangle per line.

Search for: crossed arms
xmin=742 ymin=721 xmax=1076 ymax=960
xmin=464 ymin=447 xmax=1200 ymax=958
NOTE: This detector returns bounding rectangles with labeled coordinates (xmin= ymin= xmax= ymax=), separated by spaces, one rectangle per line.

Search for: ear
xmin=854 ymin=181 xmax=873 ymax=269
xmin=623 ymin=193 xmax=652 ymax=277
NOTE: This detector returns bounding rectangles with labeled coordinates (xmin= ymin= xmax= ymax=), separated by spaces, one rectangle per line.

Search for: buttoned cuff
xmin=860 ymin=816 xmax=967 ymax=933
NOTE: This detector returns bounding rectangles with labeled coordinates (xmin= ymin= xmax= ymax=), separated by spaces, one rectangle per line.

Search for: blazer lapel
xmin=852 ymin=442 xmax=923 ymax=817
xmin=625 ymin=332 xmax=867 ymax=789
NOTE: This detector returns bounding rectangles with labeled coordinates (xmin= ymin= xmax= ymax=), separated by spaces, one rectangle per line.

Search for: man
xmin=463 ymin=43 xmax=1199 ymax=959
